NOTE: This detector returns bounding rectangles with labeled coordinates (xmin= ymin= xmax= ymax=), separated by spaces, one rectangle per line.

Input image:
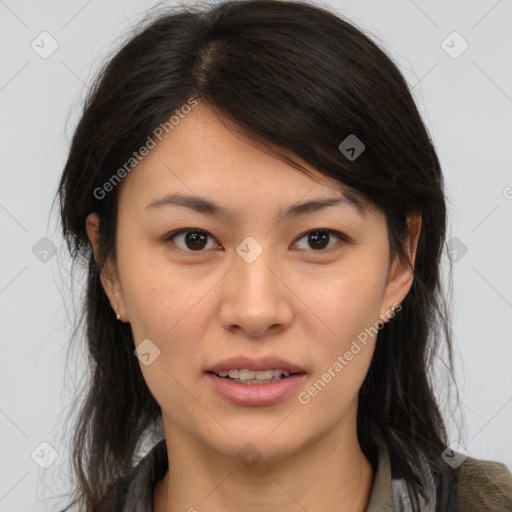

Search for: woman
xmin=56 ymin=1 xmax=512 ymax=510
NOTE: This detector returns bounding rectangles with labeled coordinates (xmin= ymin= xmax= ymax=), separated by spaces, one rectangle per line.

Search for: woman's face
xmin=87 ymin=103 xmax=419 ymax=462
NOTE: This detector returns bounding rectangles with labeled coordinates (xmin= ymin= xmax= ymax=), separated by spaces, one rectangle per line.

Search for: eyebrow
xmin=144 ymin=191 xmax=368 ymax=220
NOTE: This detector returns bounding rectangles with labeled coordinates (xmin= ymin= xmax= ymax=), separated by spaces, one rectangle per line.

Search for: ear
xmin=379 ymin=211 xmax=422 ymax=323
xmin=85 ymin=212 xmax=127 ymax=322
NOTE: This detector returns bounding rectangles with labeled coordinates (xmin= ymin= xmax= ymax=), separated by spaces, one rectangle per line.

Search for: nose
xmin=218 ymin=245 xmax=293 ymax=338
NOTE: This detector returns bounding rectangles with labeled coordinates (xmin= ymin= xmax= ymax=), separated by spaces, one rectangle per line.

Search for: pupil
xmin=186 ymin=231 xmax=207 ymax=250
xmin=309 ymin=231 xmax=329 ymax=250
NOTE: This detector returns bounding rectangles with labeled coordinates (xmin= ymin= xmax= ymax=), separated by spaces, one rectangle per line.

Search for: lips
xmin=205 ymin=355 xmax=306 ymax=375
xmin=205 ymin=371 xmax=307 ymax=405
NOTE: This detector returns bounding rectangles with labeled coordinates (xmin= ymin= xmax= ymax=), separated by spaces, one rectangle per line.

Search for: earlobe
xmin=85 ymin=213 xmax=127 ymax=322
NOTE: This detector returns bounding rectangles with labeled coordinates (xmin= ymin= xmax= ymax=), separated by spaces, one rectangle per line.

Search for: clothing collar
xmin=365 ymin=428 xmax=437 ymax=512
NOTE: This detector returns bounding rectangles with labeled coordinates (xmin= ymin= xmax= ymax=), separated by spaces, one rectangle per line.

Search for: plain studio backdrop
xmin=0 ymin=0 xmax=511 ymax=510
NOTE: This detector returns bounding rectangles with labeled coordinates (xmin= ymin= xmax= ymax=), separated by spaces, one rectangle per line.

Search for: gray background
xmin=0 ymin=0 xmax=511 ymax=510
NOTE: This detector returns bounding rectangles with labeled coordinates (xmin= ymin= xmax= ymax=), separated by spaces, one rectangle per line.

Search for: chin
xmin=203 ymin=425 xmax=305 ymax=463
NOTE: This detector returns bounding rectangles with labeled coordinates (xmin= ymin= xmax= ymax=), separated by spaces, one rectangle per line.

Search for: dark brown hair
xmin=55 ymin=1 xmax=458 ymax=510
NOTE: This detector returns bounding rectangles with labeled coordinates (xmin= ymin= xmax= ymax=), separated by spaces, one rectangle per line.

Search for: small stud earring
xmin=114 ymin=304 xmax=121 ymax=321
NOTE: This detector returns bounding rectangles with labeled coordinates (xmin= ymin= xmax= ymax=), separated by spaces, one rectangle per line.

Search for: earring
xmin=114 ymin=304 xmax=121 ymax=321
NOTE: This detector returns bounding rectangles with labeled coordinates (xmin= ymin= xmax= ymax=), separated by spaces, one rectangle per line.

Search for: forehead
xmin=116 ymin=103 xmax=374 ymax=218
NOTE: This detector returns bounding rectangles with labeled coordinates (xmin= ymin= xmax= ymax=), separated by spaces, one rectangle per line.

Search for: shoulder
xmin=454 ymin=456 xmax=512 ymax=511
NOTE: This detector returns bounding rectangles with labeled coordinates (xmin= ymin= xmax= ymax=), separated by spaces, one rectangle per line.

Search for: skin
xmin=86 ymin=103 xmax=421 ymax=512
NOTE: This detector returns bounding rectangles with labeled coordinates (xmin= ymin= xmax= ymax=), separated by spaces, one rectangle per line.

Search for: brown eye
xmin=165 ymin=228 xmax=346 ymax=254
xmin=294 ymin=229 xmax=345 ymax=252
xmin=166 ymin=229 xmax=217 ymax=252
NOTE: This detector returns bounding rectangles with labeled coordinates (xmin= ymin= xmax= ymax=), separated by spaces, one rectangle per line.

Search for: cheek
xmin=294 ymin=275 xmax=382 ymax=419
xmin=117 ymin=239 xmax=215 ymax=342
xmin=123 ymin=265 xmax=214 ymax=411
xmin=295 ymin=263 xmax=387 ymax=343
xmin=290 ymin=260 xmax=386 ymax=408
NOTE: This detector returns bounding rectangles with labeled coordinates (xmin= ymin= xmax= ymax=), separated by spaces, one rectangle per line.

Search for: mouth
xmin=206 ymin=368 xmax=306 ymax=385
xmin=205 ymin=357 xmax=307 ymax=404
xmin=205 ymin=369 xmax=308 ymax=405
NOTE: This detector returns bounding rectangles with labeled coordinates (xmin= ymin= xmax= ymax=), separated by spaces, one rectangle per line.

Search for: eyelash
xmin=163 ymin=228 xmax=349 ymax=255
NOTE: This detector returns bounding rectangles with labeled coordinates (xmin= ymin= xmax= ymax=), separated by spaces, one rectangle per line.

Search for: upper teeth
xmin=217 ymin=369 xmax=291 ymax=380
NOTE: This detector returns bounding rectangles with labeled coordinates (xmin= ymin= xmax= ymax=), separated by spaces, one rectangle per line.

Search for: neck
xmin=154 ymin=403 xmax=374 ymax=512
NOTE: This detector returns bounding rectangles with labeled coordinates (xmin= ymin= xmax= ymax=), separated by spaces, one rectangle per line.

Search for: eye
xmin=164 ymin=228 xmax=348 ymax=254
xmin=293 ymin=229 xmax=346 ymax=252
xmin=164 ymin=229 xmax=220 ymax=253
